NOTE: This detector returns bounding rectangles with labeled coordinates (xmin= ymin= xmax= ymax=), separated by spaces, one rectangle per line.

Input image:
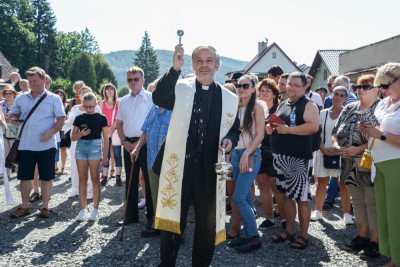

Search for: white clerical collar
xmin=202 ymin=85 xmax=209 ymax=90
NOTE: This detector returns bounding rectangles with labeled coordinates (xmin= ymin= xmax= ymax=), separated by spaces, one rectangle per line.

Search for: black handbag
xmin=6 ymin=93 xmax=48 ymax=166
xmin=322 ymin=110 xmax=340 ymax=169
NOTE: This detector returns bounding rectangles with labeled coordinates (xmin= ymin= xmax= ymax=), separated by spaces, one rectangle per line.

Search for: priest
xmin=152 ymin=44 xmax=240 ymax=267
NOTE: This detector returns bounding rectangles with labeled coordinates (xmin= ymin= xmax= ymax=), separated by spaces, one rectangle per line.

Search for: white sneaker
xmin=310 ymin=210 xmax=323 ymax=221
xmin=68 ymin=190 xmax=79 ymax=198
xmin=88 ymin=209 xmax=99 ymax=221
xmin=76 ymin=209 xmax=88 ymax=221
xmin=138 ymin=198 xmax=146 ymax=209
xmin=343 ymin=213 xmax=354 ymax=225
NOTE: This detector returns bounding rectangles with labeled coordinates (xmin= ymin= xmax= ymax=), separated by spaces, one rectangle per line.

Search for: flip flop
xmin=290 ymin=236 xmax=308 ymax=250
xmin=272 ymin=230 xmax=295 ymax=243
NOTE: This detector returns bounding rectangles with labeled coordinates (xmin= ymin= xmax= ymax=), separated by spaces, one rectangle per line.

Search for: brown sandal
xmin=290 ymin=235 xmax=308 ymax=250
xmin=38 ymin=208 xmax=55 ymax=218
xmin=272 ymin=230 xmax=295 ymax=243
xmin=10 ymin=207 xmax=30 ymax=218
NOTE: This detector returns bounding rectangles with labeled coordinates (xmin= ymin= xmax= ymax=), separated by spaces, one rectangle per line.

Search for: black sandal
xmin=290 ymin=236 xmax=308 ymax=250
xmin=272 ymin=230 xmax=295 ymax=243
xmin=29 ymin=192 xmax=41 ymax=203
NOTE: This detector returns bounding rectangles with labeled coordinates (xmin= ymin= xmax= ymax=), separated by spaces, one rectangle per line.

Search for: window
xmin=272 ymin=52 xmax=276 ymax=59
xmin=323 ymin=69 xmax=327 ymax=80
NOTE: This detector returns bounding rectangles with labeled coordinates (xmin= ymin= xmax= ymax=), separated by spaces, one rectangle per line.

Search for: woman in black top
xmin=254 ymin=78 xmax=283 ymax=230
xmin=72 ymin=92 xmax=109 ymax=222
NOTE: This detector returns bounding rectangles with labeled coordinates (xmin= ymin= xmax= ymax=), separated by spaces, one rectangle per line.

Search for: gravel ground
xmin=0 ymin=156 xmax=391 ymax=267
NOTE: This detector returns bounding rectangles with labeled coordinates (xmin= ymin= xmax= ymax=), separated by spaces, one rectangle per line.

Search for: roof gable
xmin=309 ymin=50 xmax=349 ymax=77
xmin=243 ymin=42 xmax=300 ymax=73
xmin=0 ymin=51 xmax=14 ymax=80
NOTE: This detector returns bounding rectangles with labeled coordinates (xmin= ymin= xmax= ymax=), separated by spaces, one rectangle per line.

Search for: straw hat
xmin=1 ymin=85 xmax=19 ymax=98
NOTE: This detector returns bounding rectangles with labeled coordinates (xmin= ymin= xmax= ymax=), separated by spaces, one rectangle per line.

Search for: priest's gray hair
xmin=192 ymin=46 xmax=220 ymax=63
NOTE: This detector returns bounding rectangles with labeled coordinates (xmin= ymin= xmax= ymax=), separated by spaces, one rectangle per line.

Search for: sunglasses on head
xmin=127 ymin=77 xmax=140 ymax=83
xmin=355 ymin=84 xmax=374 ymax=91
xmin=377 ymin=78 xmax=399 ymax=90
xmin=236 ymin=84 xmax=251 ymax=90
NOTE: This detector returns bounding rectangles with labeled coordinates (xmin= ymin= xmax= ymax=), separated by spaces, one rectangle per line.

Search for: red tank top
xmin=101 ymin=101 xmax=119 ymax=127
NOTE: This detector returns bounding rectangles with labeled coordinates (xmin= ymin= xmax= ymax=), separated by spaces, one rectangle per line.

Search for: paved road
xmin=0 ymin=160 xmax=390 ymax=267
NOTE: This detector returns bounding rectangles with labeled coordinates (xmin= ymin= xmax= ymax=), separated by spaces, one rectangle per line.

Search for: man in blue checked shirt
xmin=131 ymin=93 xmax=172 ymax=238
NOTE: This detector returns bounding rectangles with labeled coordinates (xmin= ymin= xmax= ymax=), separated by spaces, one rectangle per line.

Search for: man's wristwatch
xmin=380 ymin=132 xmax=387 ymax=141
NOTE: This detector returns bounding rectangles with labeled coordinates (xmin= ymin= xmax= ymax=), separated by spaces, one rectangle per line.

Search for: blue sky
xmin=49 ymin=0 xmax=400 ymax=66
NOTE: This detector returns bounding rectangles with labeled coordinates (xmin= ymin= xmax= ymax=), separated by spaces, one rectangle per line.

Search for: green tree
xmin=31 ymin=0 xmax=58 ymax=77
xmin=52 ymin=78 xmax=73 ymax=98
xmin=69 ymin=52 xmax=97 ymax=91
xmin=93 ymin=54 xmax=117 ymax=88
xmin=56 ymin=28 xmax=100 ymax=78
xmin=133 ymin=31 xmax=159 ymax=88
xmin=0 ymin=0 xmax=36 ymax=73
xmin=117 ymin=85 xmax=130 ymax=97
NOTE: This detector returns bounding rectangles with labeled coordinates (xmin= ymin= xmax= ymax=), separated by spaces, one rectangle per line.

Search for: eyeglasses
xmin=355 ymin=85 xmax=374 ymax=91
xmin=377 ymin=78 xmax=399 ymax=90
xmin=333 ymin=92 xmax=346 ymax=97
xmin=287 ymin=83 xmax=303 ymax=88
xmin=83 ymin=105 xmax=96 ymax=110
xmin=127 ymin=77 xmax=140 ymax=83
xmin=236 ymin=84 xmax=251 ymax=90
xmin=327 ymin=83 xmax=333 ymax=87
xmin=4 ymin=92 xmax=15 ymax=96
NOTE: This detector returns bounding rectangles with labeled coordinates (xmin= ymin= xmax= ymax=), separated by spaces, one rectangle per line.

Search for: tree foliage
xmin=133 ymin=31 xmax=160 ymax=88
xmin=117 ymin=85 xmax=130 ymax=97
xmin=56 ymin=28 xmax=100 ymax=78
xmin=31 ymin=0 xmax=58 ymax=77
xmin=0 ymin=0 xmax=36 ymax=73
xmin=52 ymin=78 xmax=73 ymax=98
xmin=93 ymin=54 xmax=117 ymax=88
xmin=69 ymin=52 xmax=97 ymax=91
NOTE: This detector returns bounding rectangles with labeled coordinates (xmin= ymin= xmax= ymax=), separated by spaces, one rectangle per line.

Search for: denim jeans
xmin=231 ymin=148 xmax=261 ymax=238
xmin=326 ymin=176 xmax=340 ymax=203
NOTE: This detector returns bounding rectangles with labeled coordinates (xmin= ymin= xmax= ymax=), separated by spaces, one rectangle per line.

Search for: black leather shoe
xmin=141 ymin=228 xmax=160 ymax=238
xmin=117 ymin=218 xmax=138 ymax=226
xmin=234 ymin=237 xmax=262 ymax=253
xmin=359 ymin=241 xmax=380 ymax=259
xmin=342 ymin=236 xmax=370 ymax=252
xmin=228 ymin=237 xmax=248 ymax=248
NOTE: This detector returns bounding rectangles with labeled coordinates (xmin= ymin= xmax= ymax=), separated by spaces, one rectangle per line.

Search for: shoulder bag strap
xmin=17 ymin=92 xmax=48 ymax=140
xmin=323 ymin=109 xmax=329 ymax=144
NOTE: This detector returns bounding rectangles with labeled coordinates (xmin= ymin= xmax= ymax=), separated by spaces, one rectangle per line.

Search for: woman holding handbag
xmin=98 ymin=83 xmax=122 ymax=186
xmin=332 ymin=74 xmax=380 ymax=259
xmin=227 ymin=75 xmax=264 ymax=253
xmin=362 ymin=63 xmax=400 ymax=267
xmin=311 ymin=87 xmax=346 ymax=221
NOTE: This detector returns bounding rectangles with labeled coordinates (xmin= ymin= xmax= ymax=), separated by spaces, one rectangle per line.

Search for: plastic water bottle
xmin=290 ymin=107 xmax=296 ymax=127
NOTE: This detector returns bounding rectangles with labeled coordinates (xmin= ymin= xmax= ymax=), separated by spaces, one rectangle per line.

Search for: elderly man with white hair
xmin=9 ymin=72 xmax=22 ymax=92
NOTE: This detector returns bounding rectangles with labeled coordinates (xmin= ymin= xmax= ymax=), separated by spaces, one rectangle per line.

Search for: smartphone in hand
xmin=80 ymin=124 xmax=88 ymax=130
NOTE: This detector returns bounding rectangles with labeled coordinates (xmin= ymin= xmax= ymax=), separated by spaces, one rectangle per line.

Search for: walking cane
xmin=120 ymin=154 xmax=135 ymax=241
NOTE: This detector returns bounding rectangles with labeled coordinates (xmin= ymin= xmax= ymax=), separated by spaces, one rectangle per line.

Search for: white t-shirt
xmin=308 ymin=92 xmax=324 ymax=108
xmin=371 ymin=97 xmax=400 ymax=163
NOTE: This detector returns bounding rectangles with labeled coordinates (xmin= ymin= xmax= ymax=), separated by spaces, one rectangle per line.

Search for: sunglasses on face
xmin=83 ymin=105 xmax=96 ymax=110
xmin=327 ymin=83 xmax=333 ymax=87
xmin=236 ymin=84 xmax=251 ymax=90
xmin=355 ymin=84 xmax=374 ymax=91
xmin=127 ymin=77 xmax=140 ymax=83
xmin=377 ymin=78 xmax=399 ymax=90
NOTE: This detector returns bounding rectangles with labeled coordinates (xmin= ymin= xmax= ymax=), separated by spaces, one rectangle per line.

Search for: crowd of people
xmin=1 ymin=45 xmax=400 ymax=267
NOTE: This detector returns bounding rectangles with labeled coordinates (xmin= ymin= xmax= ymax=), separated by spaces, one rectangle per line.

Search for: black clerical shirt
xmin=192 ymin=80 xmax=215 ymax=153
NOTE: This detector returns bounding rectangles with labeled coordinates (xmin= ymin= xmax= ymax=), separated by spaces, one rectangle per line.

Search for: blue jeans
xmin=326 ymin=176 xmax=340 ymax=203
xmin=231 ymin=148 xmax=261 ymax=238
xmin=105 ymin=137 xmax=122 ymax=168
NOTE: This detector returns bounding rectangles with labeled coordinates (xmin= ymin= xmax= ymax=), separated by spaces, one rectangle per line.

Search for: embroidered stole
xmin=154 ymin=77 xmax=238 ymax=245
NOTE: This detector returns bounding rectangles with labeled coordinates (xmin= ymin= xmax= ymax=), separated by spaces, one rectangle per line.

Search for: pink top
xmin=101 ymin=101 xmax=119 ymax=127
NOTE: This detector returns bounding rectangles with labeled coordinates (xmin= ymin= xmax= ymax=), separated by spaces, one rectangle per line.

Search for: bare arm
xmin=102 ymin=126 xmax=109 ymax=166
xmin=131 ymin=132 xmax=147 ymax=162
xmin=40 ymin=116 xmax=65 ymax=142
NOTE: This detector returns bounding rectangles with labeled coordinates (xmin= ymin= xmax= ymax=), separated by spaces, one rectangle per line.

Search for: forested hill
xmin=104 ymin=50 xmax=248 ymax=87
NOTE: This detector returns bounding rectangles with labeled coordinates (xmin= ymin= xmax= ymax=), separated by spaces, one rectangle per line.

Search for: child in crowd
xmin=71 ymin=92 xmax=109 ymax=221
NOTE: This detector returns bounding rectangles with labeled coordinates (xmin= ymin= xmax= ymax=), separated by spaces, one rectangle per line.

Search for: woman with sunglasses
xmin=64 ymin=86 xmax=100 ymax=199
xmin=311 ymin=87 xmax=346 ymax=221
xmin=227 ymin=75 xmax=264 ymax=253
xmin=361 ymin=63 xmax=400 ymax=267
xmin=332 ymin=75 xmax=380 ymax=259
xmin=98 ymin=83 xmax=122 ymax=186
xmin=72 ymin=92 xmax=108 ymax=221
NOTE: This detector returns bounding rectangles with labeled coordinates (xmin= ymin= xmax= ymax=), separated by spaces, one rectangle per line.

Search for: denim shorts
xmin=75 ymin=139 xmax=103 ymax=160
